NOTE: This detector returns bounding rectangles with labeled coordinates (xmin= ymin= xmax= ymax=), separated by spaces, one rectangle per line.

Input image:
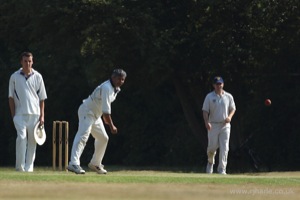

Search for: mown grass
xmin=0 ymin=167 xmax=299 ymax=186
xmin=0 ymin=168 xmax=299 ymax=200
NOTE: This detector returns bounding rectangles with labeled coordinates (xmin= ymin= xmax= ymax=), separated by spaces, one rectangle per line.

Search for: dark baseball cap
xmin=213 ymin=76 xmax=224 ymax=84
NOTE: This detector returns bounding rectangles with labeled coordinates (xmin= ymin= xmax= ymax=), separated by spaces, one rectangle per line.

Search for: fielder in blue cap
xmin=202 ymin=76 xmax=236 ymax=175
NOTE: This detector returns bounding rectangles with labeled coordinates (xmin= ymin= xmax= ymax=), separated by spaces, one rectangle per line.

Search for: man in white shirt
xmin=202 ymin=76 xmax=236 ymax=175
xmin=8 ymin=52 xmax=47 ymax=172
xmin=68 ymin=69 xmax=126 ymax=174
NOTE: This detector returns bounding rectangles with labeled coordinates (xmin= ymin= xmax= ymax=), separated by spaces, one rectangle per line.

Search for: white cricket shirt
xmin=83 ymin=80 xmax=120 ymax=118
xmin=8 ymin=68 xmax=47 ymax=115
xmin=202 ymin=90 xmax=236 ymax=123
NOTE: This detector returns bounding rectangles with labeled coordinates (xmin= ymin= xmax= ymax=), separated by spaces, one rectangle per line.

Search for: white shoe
xmin=206 ymin=163 xmax=213 ymax=174
xmin=218 ymin=169 xmax=227 ymax=175
xmin=88 ymin=163 xmax=107 ymax=174
xmin=67 ymin=164 xmax=85 ymax=174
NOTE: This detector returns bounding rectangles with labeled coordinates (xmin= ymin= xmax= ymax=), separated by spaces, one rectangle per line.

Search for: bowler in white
xmin=68 ymin=69 xmax=126 ymax=174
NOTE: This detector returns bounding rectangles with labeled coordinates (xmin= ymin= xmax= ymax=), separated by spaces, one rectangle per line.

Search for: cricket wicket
xmin=52 ymin=121 xmax=69 ymax=171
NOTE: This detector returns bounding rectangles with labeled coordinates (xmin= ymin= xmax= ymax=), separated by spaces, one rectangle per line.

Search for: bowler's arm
xmin=102 ymin=113 xmax=117 ymax=134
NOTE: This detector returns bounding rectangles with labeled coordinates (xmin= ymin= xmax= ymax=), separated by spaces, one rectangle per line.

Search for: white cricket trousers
xmin=207 ymin=123 xmax=231 ymax=173
xmin=13 ymin=114 xmax=39 ymax=172
xmin=69 ymin=104 xmax=109 ymax=166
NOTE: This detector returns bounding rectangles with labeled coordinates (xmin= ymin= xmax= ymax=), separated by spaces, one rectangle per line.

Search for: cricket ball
xmin=264 ymin=99 xmax=271 ymax=106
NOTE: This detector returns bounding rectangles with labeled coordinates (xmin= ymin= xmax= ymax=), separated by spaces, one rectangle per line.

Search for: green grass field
xmin=0 ymin=167 xmax=299 ymax=200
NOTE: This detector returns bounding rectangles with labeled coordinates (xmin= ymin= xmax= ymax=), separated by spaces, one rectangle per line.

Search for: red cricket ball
xmin=265 ymin=99 xmax=271 ymax=106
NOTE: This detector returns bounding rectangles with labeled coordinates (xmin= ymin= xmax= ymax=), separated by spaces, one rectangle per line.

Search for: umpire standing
xmin=8 ymin=52 xmax=47 ymax=172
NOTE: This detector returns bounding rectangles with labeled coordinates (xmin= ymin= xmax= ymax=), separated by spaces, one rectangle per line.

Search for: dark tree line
xmin=0 ymin=0 xmax=299 ymax=172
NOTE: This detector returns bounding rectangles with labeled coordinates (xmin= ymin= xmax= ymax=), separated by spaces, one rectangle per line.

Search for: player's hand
xmin=110 ymin=125 xmax=118 ymax=134
xmin=205 ymin=122 xmax=212 ymax=131
xmin=39 ymin=116 xmax=44 ymax=126
xmin=225 ymin=117 xmax=231 ymax=123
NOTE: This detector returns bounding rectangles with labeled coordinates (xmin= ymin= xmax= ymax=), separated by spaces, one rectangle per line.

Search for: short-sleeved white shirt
xmin=9 ymin=68 xmax=47 ymax=115
xmin=83 ymin=80 xmax=120 ymax=118
xmin=202 ymin=90 xmax=236 ymax=123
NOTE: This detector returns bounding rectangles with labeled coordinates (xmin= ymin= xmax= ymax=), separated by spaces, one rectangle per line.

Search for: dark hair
xmin=112 ymin=69 xmax=127 ymax=77
xmin=20 ymin=52 xmax=33 ymax=61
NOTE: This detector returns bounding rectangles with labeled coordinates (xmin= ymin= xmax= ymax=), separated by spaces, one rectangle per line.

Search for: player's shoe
xmin=206 ymin=163 xmax=213 ymax=174
xmin=67 ymin=164 xmax=85 ymax=174
xmin=218 ymin=168 xmax=227 ymax=175
xmin=88 ymin=163 xmax=107 ymax=174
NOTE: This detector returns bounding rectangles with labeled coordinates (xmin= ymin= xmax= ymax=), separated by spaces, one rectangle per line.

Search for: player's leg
xmin=206 ymin=125 xmax=219 ymax=173
xmin=218 ymin=126 xmax=231 ymax=174
xmin=89 ymin=117 xmax=109 ymax=174
xmin=24 ymin=115 xmax=39 ymax=172
xmin=68 ymin=104 xmax=94 ymax=174
xmin=13 ymin=115 xmax=27 ymax=172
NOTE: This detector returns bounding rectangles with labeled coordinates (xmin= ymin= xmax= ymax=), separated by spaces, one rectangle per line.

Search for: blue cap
xmin=213 ymin=76 xmax=224 ymax=84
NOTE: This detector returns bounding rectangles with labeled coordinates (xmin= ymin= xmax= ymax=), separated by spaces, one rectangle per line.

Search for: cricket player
xmin=68 ymin=69 xmax=126 ymax=174
xmin=8 ymin=52 xmax=47 ymax=172
xmin=202 ymin=76 xmax=236 ymax=175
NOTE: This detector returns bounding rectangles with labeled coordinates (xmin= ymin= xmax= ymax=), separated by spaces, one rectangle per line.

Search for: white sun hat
xmin=34 ymin=121 xmax=46 ymax=145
